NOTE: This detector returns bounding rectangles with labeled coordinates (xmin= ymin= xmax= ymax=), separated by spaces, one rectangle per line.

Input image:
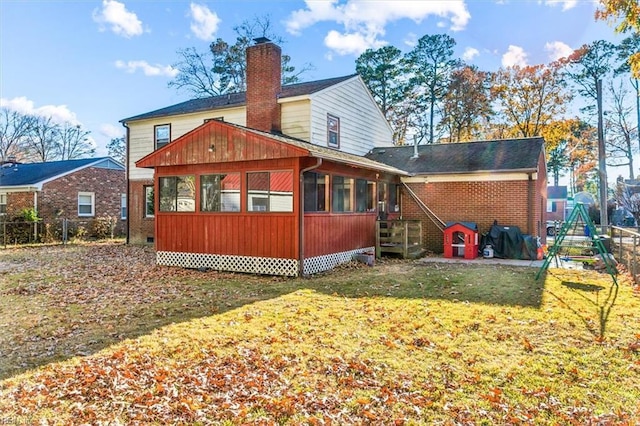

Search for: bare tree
xmin=169 ymin=16 xmax=311 ymax=98
xmin=0 ymin=108 xmax=34 ymax=161
xmin=57 ymin=123 xmax=94 ymax=160
xmin=26 ymin=116 xmax=60 ymax=162
xmin=605 ymin=79 xmax=638 ymax=179
xmin=107 ymin=136 xmax=125 ymax=164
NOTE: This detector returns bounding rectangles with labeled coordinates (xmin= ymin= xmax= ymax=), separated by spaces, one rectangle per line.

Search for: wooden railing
xmin=610 ymin=226 xmax=640 ymax=284
xmin=376 ymin=220 xmax=423 ymax=259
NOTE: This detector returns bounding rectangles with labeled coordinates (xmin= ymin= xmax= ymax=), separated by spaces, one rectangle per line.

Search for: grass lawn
xmin=0 ymin=242 xmax=639 ymax=424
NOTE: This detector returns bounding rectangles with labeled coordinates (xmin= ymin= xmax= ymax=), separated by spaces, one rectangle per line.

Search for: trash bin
xmin=594 ymin=235 xmax=612 ymax=253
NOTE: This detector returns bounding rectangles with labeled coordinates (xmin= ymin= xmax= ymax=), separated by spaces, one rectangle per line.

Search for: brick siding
xmin=128 ymin=179 xmax=155 ymax=245
xmin=403 ymin=177 xmax=546 ymax=253
xmin=6 ymin=192 xmax=35 ymax=217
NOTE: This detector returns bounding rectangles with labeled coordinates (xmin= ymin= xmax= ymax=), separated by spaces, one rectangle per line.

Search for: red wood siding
xmin=156 ymin=213 xmax=297 ymax=258
xmin=136 ymin=120 xmax=309 ymax=169
xmin=304 ymin=213 xmax=377 ymax=257
xmin=154 ymin=158 xmax=300 ymax=260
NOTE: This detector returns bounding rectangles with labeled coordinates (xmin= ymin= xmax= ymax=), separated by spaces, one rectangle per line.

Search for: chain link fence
xmin=0 ymin=217 xmax=125 ymax=247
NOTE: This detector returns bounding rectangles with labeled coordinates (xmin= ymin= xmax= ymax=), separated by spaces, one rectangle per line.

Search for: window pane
xmin=332 ymin=176 xmax=353 ymax=212
xmin=155 ymin=125 xmax=170 ymax=149
xmin=201 ymin=173 xmax=240 ymax=212
xmin=356 ymin=179 xmax=367 ymax=212
xmin=248 ymin=172 xmax=269 ymax=212
xmin=269 ymin=171 xmax=293 ymax=212
xmin=304 ymin=172 xmax=328 ymax=212
xmin=159 ymin=177 xmax=176 ymax=211
xmin=327 ymin=114 xmax=339 ymax=148
xmin=144 ymin=186 xmax=155 ymax=217
xmin=121 ymin=194 xmax=127 ymax=219
xmin=201 ymin=174 xmax=222 ymax=212
xmin=221 ymin=173 xmax=240 ymax=212
xmin=176 ymin=176 xmax=195 ymax=212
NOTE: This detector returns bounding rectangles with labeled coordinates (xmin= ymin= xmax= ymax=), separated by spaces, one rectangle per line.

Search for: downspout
xmin=122 ymin=122 xmax=130 ymax=244
xmin=527 ymin=173 xmax=534 ymax=236
xmin=299 ymin=157 xmax=323 ymax=276
xmin=33 ymin=191 xmax=38 ymax=242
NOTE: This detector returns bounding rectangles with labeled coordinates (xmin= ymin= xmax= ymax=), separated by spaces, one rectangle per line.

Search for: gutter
xmin=123 ymin=122 xmax=130 ymax=244
xmin=298 ymin=157 xmax=323 ymax=276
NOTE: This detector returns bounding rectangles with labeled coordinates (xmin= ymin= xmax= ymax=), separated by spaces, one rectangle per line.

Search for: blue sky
xmin=0 ymin=0 xmax=623 ymax=157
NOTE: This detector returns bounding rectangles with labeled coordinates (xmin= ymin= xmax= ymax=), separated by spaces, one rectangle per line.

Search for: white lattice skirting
xmin=303 ymin=246 xmax=375 ymax=275
xmin=157 ymin=251 xmax=299 ymax=277
xmin=156 ymin=247 xmax=375 ymax=277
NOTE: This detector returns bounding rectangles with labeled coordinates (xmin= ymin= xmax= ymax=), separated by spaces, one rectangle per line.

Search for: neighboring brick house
xmin=0 ymin=157 xmax=126 ymax=236
xmin=367 ymin=137 xmax=548 ymax=252
xmin=547 ymin=185 xmax=568 ymax=222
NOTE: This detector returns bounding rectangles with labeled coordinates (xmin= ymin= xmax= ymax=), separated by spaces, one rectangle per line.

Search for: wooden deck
xmin=376 ymin=220 xmax=423 ymax=259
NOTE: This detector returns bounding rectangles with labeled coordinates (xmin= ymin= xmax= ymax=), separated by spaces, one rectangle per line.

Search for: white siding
xmin=280 ymin=99 xmax=311 ymax=141
xmin=127 ymin=107 xmax=245 ymax=180
xmin=308 ymin=77 xmax=393 ymax=156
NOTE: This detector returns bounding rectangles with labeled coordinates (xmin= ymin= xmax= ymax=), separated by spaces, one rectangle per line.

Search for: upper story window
xmin=0 ymin=193 xmax=6 ymax=215
xmin=159 ymin=176 xmax=195 ymax=212
xmin=155 ymin=124 xmax=170 ymax=150
xmin=201 ymin=173 xmax=241 ymax=212
xmin=78 ymin=192 xmax=95 ymax=217
xmin=327 ymin=114 xmax=340 ymax=148
xmin=247 ymin=171 xmax=293 ymax=212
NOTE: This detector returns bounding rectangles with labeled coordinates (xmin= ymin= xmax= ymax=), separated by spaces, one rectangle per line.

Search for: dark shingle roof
xmin=121 ymin=74 xmax=358 ymax=123
xmin=366 ymin=137 xmax=545 ymax=175
xmin=0 ymin=157 xmax=122 ymax=187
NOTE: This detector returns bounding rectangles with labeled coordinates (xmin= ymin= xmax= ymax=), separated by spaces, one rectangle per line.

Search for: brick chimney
xmin=246 ymin=38 xmax=282 ymax=133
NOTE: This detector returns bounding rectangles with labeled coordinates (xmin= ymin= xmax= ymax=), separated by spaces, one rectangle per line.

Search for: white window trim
xmin=121 ymin=193 xmax=127 ymax=220
xmin=144 ymin=185 xmax=155 ymax=218
xmin=0 ymin=193 xmax=6 ymax=215
xmin=78 ymin=192 xmax=95 ymax=217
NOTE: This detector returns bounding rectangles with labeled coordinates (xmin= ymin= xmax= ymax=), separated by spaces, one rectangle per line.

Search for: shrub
xmin=91 ymin=216 xmax=117 ymax=239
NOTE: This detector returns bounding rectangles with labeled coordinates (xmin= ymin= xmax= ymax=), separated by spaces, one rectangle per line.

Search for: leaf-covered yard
xmin=0 ymin=242 xmax=639 ymax=424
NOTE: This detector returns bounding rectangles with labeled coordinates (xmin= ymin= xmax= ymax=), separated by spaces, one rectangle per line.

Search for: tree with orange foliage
xmin=595 ymin=0 xmax=640 ymax=77
xmin=439 ymin=65 xmax=493 ymax=142
xmin=490 ymin=62 xmax=571 ymax=138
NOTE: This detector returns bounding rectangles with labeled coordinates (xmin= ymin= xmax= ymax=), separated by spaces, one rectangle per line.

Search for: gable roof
xmin=366 ymin=137 xmax=545 ymax=175
xmin=136 ymin=119 xmax=407 ymax=176
xmin=0 ymin=157 xmax=124 ymax=189
xmin=121 ymin=74 xmax=358 ymax=123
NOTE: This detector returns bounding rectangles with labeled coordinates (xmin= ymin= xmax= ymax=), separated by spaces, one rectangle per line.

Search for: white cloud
xmin=115 ymin=60 xmax=178 ymax=77
xmin=100 ymin=123 xmax=124 ymax=139
xmin=286 ymin=0 xmax=470 ymax=55
xmin=1 ymin=97 xmax=79 ymax=125
xmin=403 ymin=32 xmax=418 ymax=48
xmin=93 ymin=0 xmax=143 ymax=38
xmin=545 ymin=41 xmax=574 ymax=61
xmin=189 ymin=3 xmax=220 ymax=41
xmin=324 ymin=30 xmax=386 ymax=56
xmin=542 ymin=0 xmax=578 ymax=11
xmin=462 ymin=47 xmax=480 ymax=62
xmin=502 ymin=45 xmax=528 ymax=67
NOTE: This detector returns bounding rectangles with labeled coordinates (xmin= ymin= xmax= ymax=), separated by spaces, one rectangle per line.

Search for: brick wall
xmin=402 ymin=178 xmax=543 ymax=253
xmin=128 ymin=179 xmax=155 ymax=245
xmin=38 ymin=166 xmax=126 ymax=235
xmin=246 ymin=41 xmax=282 ymax=133
xmin=6 ymin=192 xmax=35 ymax=217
